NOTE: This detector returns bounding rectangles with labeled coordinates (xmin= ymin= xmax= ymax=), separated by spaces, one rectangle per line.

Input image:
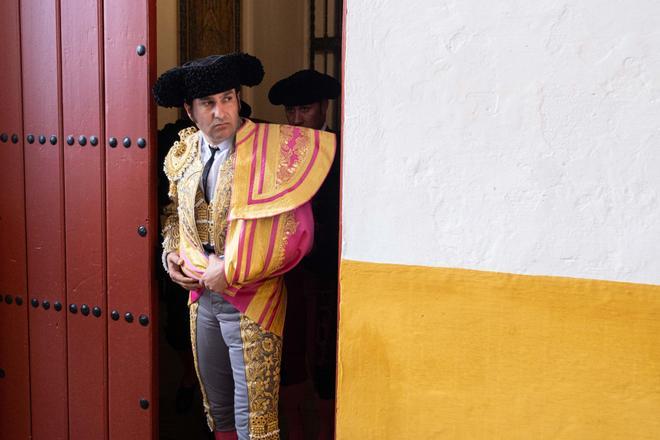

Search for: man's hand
xmin=166 ymin=252 xmax=201 ymax=290
xmin=201 ymin=254 xmax=227 ymax=293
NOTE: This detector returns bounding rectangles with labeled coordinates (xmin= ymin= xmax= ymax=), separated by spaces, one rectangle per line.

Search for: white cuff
xmin=161 ymin=251 xmax=170 ymax=273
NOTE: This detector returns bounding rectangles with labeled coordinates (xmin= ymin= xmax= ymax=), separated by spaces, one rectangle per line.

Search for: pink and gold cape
xmin=162 ymin=119 xmax=336 ymax=336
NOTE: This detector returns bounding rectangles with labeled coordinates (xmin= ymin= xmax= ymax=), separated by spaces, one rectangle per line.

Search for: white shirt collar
xmin=199 ymin=131 xmax=233 ymax=156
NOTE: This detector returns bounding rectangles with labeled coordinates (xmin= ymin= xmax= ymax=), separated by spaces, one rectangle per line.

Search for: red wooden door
xmin=0 ymin=0 xmax=157 ymax=438
xmin=0 ymin=0 xmax=30 ymax=438
xmin=61 ymin=0 xmax=108 ymax=438
xmin=104 ymin=0 xmax=158 ymax=438
xmin=21 ymin=0 xmax=69 ymax=437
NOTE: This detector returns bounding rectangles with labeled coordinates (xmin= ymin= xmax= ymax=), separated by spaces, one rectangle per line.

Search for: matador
xmin=153 ymin=53 xmax=335 ymax=440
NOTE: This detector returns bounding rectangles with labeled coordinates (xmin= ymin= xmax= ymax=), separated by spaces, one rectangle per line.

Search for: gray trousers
xmin=196 ymin=291 xmax=250 ymax=439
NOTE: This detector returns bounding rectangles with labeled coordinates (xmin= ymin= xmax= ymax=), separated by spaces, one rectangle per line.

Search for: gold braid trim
xmin=274 ymin=211 xmax=299 ymax=272
xmin=240 ymin=316 xmax=282 ymax=440
xmin=161 ymin=202 xmax=180 ymax=254
xmin=194 ymin=190 xmax=211 ymax=245
xmin=189 ymin=301 xmax=216 ymax=432
xmin=164 ymin=126 xmax=199 ymax=199
xmin=192 ymin=150 xmax=235 ymax=251
xmin=210 ymin=151 xmax=236 ymax=254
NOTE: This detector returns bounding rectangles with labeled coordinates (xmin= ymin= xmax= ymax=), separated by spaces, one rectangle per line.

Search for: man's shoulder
xmin=271 ymin=123 xmax=336 ymax=152
xmin=240 ymin=122 xmax=335 ymax=167
xmin=237 ymin=120 xmax=335 ymax=158
xmin=249 ymin=120 xmax=332 ymax=136
xmin=163 ymin=126 xmax=199 ymax=182
xmin=229 ymin=121 xmax=336 ymax=220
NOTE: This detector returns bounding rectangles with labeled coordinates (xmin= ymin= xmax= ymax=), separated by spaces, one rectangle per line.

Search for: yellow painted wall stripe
xmin=337 ymin=260 xmax=660 ymax=439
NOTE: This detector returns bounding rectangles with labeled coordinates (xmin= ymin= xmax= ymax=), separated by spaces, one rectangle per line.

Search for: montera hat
xmin=153 ymin=53 xmax=264 ymax=108
xmin=268 ymin=69 xmax=340 ymax=107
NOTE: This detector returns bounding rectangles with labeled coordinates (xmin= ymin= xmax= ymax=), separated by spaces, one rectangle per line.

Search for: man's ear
xmin=320 ymin=99 xmax=329 ymax=117
xmin=183 ymin=102 xmax=195 ymax=123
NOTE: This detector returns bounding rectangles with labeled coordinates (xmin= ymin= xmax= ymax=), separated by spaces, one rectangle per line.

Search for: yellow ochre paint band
xmin=337 ymin=259 xmax=660 ymax=439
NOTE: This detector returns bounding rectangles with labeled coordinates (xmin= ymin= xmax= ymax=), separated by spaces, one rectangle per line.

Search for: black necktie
xmin=201 ymin=147 xmax=219 ymax=202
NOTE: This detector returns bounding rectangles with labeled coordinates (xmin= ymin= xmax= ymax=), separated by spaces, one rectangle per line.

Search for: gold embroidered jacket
xmin=162 ymin=119 xmax=336 ymax=336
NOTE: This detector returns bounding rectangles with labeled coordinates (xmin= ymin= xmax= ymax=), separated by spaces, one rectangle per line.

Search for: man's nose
xmin=292 ymin=110 xmax=303 ymax=125
xmin=213 ymin=105 xmax=225 ymax=121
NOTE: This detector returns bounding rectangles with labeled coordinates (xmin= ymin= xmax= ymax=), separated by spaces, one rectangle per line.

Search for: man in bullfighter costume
xmin=153 ymin=53 xmax=335 ymax=440
xmin=269 ymin=69 xmax=341 ymax=440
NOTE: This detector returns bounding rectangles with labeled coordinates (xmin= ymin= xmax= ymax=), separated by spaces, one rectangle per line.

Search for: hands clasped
xmin=200 ymin=254 xmax=228 ymax=292
xmin=166 ymin=252 xmax=228 ymax=293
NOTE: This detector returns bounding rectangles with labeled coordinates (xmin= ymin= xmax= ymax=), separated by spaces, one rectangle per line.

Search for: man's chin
xmin=208 ymin=127 xmax=235 ymax=144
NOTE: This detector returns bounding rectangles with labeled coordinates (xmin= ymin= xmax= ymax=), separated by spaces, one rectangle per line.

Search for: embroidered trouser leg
xmin=194 ymin=290 xmax=283 ymax=440
xmin=196 ymin=291 xmax=250 ymax=438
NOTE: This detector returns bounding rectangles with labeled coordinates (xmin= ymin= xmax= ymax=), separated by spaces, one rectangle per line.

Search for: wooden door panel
xmin=61 ymin=0 xmax=108 ymax=438
xmin=0 ymin=1 xmax=30 ymax=437
xmin=104 ymin=0 xmax=158 ymax=438
xmin=3 ymin=1 xmax=158 ymax=438
xmin=21 ymin=0 xmax=69 ymax=438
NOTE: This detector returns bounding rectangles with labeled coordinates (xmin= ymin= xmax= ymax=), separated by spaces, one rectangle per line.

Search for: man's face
xmin=284 ymin=100 xmax=328 ymax=129
xmin=184 ymin=89 xmax=242 ymax=144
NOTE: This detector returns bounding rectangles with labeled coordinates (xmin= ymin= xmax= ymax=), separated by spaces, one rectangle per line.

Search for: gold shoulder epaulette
xmin=164 ymin=126 xmax=199 ymax=182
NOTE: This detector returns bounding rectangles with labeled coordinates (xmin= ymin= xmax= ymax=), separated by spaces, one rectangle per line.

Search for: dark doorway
xmin=156 ymin=1 xmax=343 ymax=439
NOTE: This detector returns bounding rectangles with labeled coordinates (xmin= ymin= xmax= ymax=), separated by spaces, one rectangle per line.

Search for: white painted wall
xmin=342 ymin=0 xmax=660 ymax=285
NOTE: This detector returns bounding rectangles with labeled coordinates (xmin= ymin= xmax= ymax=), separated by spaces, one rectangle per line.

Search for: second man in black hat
xmin=269 ymin=69 xmax=341 ymax=440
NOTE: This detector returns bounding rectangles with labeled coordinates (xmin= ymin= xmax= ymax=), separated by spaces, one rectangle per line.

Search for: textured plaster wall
xmin=342 ymin=0 xmax=660 ymax=285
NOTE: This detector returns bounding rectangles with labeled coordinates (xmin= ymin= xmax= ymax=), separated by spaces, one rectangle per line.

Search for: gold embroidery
xmin=164 ymin=127 xmax=199 ymax=198
xmin=274 ymin=211 xmax=299 ymax=272
xmin=188 ymin=301 xmax=216 ymax=432
xmin=162 ymin=131 xmax=201 ymax=256
xmin=161 ymin=202 xmax=180 ymax=254
xmin=167 ymin=129 xmax=238 ymax=267
xmin=190 ymin=150 xmax=235 ymax=252
xmin=240 ymin=315 xmax=282 ymax=439
xmin=177 ymin=155 xmax=206 ymax=253
xmin=210 ymin=151 xmax=236 ymax=254
xmin=276 ymin=125 xmax=310 ymax=188
xmin=195 ymin=189 xmax=211 ymax=245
